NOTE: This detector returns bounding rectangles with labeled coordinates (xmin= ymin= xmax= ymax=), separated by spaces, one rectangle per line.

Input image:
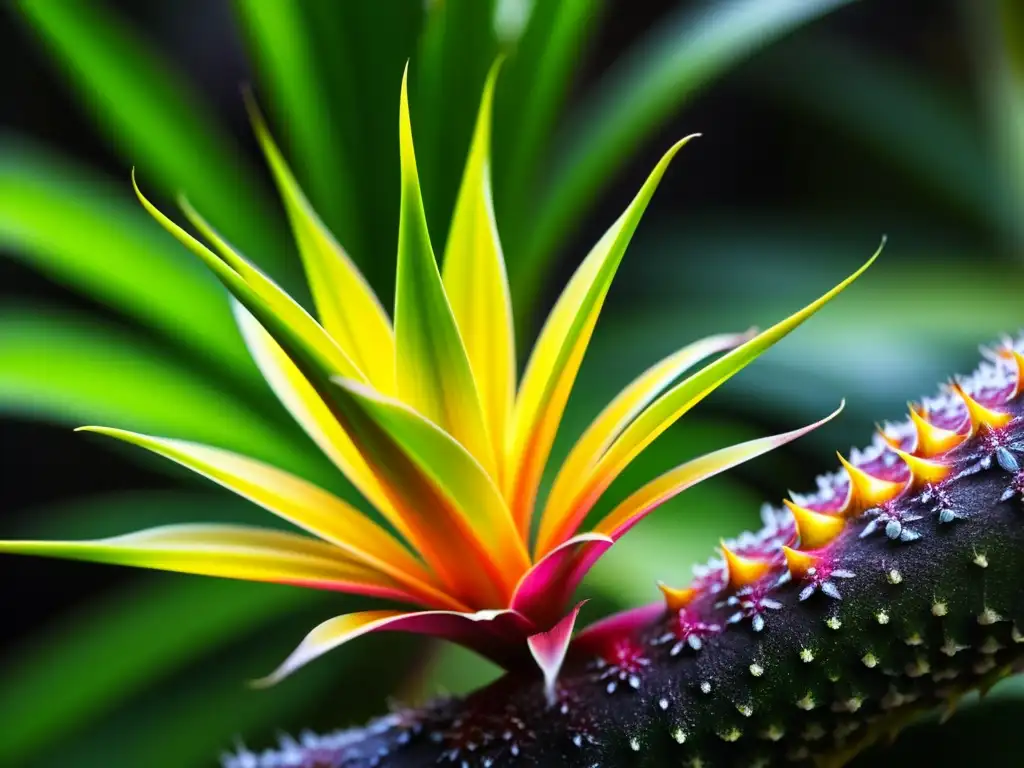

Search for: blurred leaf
xmin=10 ymin=490 xmax=294 ymax=540
xmin=588 ymin=219 xmax=1024 ymax=444
xmin=494 ymin=0 xmax=599 ymax=260
xmin=0 ymin=491 xmax=330 ymax=764
xmin=232 ymin=0 xmax=363 ymax=261
xmin=415 ymin=0 xmax=498 ymax=251
xmin=400 ymin=643 xmax=503 ymax=704
xmin=850 ymin=696 xmax=1024 ymax=767
xmin=33 ymin=627 xmax=418 ymax=768
xmin=511 ymin=0 xmax=854 ymax=321
xmin=965 ymin=0 xmax=1024 ymax=248
xmin=0 ymin=306 xmax=326 ymax=480
xmin=300 ymin=0 xmax=424 ymax=301
xmin=0 ymin=138 xmax=255 ymax=384
xmin=14 ymin=0 xmax=293 ymax=278
xmin=753 ymin=37 xmax=1002 ymax=237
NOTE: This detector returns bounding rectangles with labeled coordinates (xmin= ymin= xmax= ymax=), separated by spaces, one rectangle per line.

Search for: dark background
xmin=4 ymin=0 xmax=1022 ymax=765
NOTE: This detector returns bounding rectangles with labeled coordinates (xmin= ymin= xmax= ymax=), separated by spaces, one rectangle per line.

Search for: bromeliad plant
xmin=0 ymin=63 xmax=871 ymax=694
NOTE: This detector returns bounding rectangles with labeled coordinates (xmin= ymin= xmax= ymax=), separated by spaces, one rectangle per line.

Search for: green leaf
xmin=494 ymin=0 xmax=600 ymax=262
xmin=0 ymin=138 xmax=254 ymax=384
xmin=0 ymin=492 xmax=329 ymax=764
xmin=32 ymin=628 xmax=418 ymax=768
xmin=506 ymin=135 xmax=695 ymax=534
xmin=588 ymin=219 xmax=1024 ymax=447
xmin=300 ymin=0 xmax=425 ymax=301
xmin=511 ymin=0 xmax=853 ymax=321
xmin=752 ymin=37 xmax=1000 ymax=237
xmin=441 ymin=63 xmax=516 ymax=467
xmin=0 ymin=306 xmax=322 ymax=479
xmin=415 ymin=0 xmax=499 ymax=250
xmin=965 ymin=0 xmax=1024 ymax=249
xmin=394 ymin=70 xmax=493 ymax=470
xmin=232 ymin=0 xmax=363 ymax=261
xmin=14 ymin=0 xmax=292 ymax=278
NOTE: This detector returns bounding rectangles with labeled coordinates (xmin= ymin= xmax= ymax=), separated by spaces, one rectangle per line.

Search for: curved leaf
xmin=512 ymin=0 xmax=853 ymax=317
xmin=394 ymin=67 xmax=494 ymax=473
xmin=14 ymin=0 xmax=292 ymax=276
xmin=537 ymin=330 xmax=752 ymax=553
xmin=333 ymin=379 xmax=529 ymax=601
xmin=560 ymin=251 xmax=878 ymax=527
xmin=442 ymin=63 xmax=516 ymax=471
xmin=506 ymin=136 xmax=695 ymax=536
xmin=0 ymin=523 xmax=419 ymax=602
xmin=0 ymin=492 xmax=329 ymax=764
xmin=0 ymin=139 xmax=253 ymax=382
xmin=74 ymin=426 xmax=445 ymax=603
xmin=246 ymin=99 xmax=396 ymax=394
xmin=234 ymin=303 xmax=397 ymax=518
xmin=0 ymin=307 xmax=319 ymax=478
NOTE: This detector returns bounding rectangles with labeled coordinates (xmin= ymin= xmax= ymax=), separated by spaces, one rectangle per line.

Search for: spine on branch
xmin=226 ymin=342 xmax=1024 ymax=768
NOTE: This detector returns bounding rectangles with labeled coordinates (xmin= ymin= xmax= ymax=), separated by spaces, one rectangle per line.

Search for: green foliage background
xmin=1 ymin=0 xmax=1023 ymax=765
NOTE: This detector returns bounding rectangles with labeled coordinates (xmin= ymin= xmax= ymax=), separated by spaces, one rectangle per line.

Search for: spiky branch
xmin=226 ymin=343 xmax=1024 ymax=768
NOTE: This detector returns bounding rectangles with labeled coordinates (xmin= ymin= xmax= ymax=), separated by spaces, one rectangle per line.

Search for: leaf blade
xmin=16 ymin=0 xmax=291 ymax=275
xmin=536 ymin=330 xmax=753 ymax=554
xmin=0 ymin=140 xmax=251 ymax=381
xmin=0 ymin=493 xmax=327 ymax=763
xmin=570 ymin=250 xmax=880 ymax=524
xmin=442 ymin=63 xmax=516 ymax=473
xmin=394 ymin=67 xmax=494 ymax=473
xmin=233 ymin=303 xmax=397 ymax=519
xmin=0 ymin=524 xmax=417 ymax=602
xmin=337 ymin=379 xmax=530 ymax=595
xmin=506 ymin=136 xmax=696 ymax=536
xmin=76 ymin=426 xmax=444 ymax=603
xmin=247 ymin=99 xmax=397 ymax=394
xmin=594 ymin=403 xmax=845 ymax=540
xmin=512 ymin=0 xmax=853 ymax=317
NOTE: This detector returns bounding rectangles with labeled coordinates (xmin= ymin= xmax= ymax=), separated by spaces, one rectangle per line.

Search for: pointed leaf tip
xmin=594 ymin=401 xmax=844 ymax=542
xmin=538 ymin=329 xmax=761 ymax=554
xmin=442 ymin=56 xmax=516 ymax=475
xmin=527 ymin=601 xmax=586 ymax=706
xmin=563 ymin=247 xmax=874 ymax=532
xmin=246 ymin=88 xmax=396 ymax=393
xmin=508 ymin=134 xmax=699 ymax=535
xmin=394 ymin=61 xmax=495 ymax=474
xmin=254 ymin=608 xmax=534 ymax=687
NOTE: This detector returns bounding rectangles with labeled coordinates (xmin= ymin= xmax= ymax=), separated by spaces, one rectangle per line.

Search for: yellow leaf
xmin=568 ymin=250 xmax=880 ymax=527
xmin=394 ymin=65 xmax=495 ymax=475
xmin=248 ymin=96 xmax=397 ymax=394
xmin=441 ymin=61 xmax=515 ymax=480
xmin=536 ymin=330 xmax=752 ymax=555
xmin=505 ymin=136 xmax=698 ymax=537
